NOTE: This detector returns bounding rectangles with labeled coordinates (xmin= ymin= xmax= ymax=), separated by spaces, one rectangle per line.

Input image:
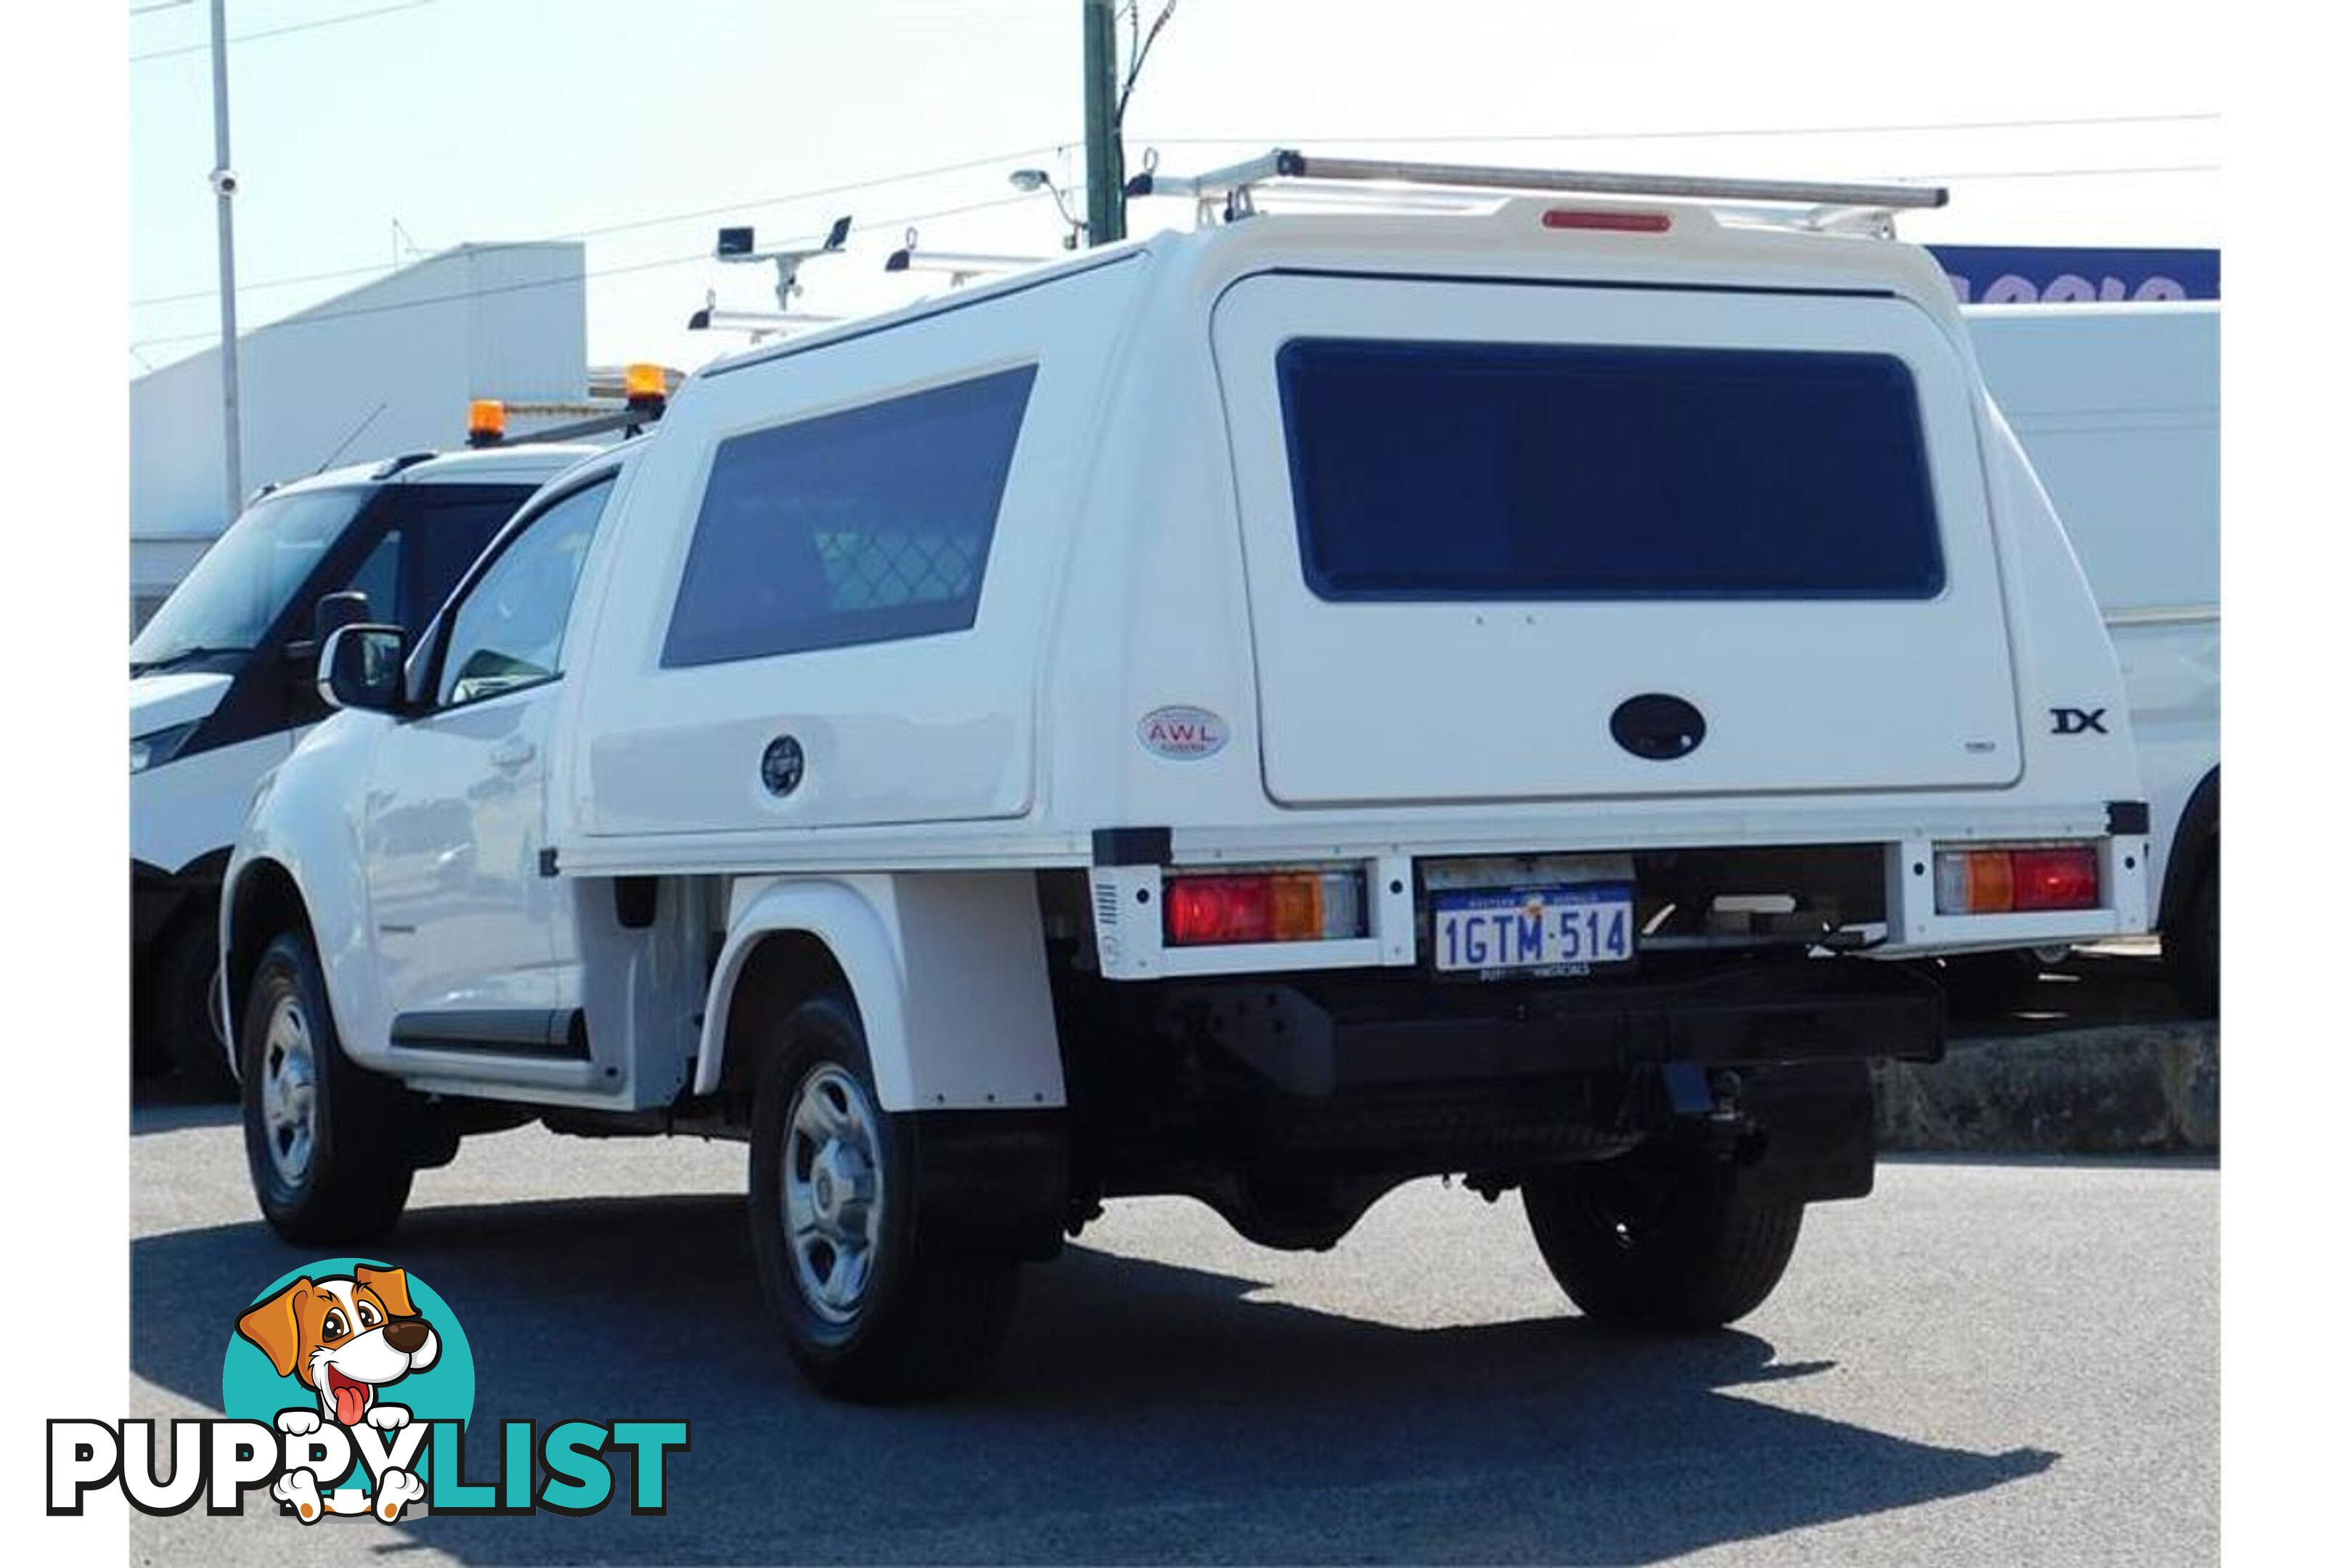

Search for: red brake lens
xmin=2011 ymin=846 xmax=2100 ymax=911
xmin=1166 ymin=875 xmax=1273 ymax=945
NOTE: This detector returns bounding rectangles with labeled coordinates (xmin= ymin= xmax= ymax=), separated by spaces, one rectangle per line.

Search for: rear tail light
xmin=1934 ymin=845 xmax=2100 ymax=915
xmin=1164 ymin=869 xmax=1367 ymax=946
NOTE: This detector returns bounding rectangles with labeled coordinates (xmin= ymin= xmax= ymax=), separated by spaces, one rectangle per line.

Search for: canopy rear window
xmin=1277 ymin=338 xmax=1945 ymax=601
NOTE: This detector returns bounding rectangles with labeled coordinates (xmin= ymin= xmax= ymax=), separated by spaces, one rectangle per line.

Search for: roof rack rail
xmin=1126 ymin=147 xmax=1948 ymax=229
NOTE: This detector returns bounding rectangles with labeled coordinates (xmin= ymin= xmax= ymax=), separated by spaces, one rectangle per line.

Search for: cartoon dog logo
xmin=235 ymin=1264 xmax=438 ymax=1522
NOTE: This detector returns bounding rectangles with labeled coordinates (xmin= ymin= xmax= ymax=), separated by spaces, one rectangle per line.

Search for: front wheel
xmin=746 ymin=994 xmax=1018 ymax=1402
xmin=154 ymin=912 xmax=237 ymax=1100
xmin=240 ymin=931 xmax=415 ymax=1244
xmin=1522 ymin=1153 xmax=1803 ymax=1331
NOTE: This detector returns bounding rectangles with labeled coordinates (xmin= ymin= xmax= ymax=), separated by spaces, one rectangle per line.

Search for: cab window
xmin=435 ymin=478 xmax=613 ymax=707
xmin=341 ymin=529 xmax=402 ymax=625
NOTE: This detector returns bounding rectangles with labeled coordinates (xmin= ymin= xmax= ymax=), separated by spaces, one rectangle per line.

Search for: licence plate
xmin=1432 ymin=883 xmax=1636 ymax=975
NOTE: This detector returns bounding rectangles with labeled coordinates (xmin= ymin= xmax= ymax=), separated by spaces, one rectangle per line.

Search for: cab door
xmin=360 ymin=477 xmax=614 ymax=1048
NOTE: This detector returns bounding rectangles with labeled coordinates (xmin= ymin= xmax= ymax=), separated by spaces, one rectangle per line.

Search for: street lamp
xmin=1008 ymin=168 xmax=1086 ymax=250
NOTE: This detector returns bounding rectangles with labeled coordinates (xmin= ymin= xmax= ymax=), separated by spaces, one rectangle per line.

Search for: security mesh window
xmin=1278 ymin=338 xmax=1945 ymax=600
xmin=663 ymin=365 xmax=1038 ymax=667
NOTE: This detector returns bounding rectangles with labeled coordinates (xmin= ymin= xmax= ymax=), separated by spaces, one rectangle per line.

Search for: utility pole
xmin=1081 ymin=0 xmax=1124 ymax=245
xmin=208 ymin=0 xmax=245 ymax=523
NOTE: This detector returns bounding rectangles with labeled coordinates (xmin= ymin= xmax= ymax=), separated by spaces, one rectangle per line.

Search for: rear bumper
xmin=1169 ymin=956 xmax=1943 ymax=1100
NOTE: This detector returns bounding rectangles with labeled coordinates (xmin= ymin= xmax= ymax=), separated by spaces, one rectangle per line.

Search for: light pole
xmin=208 ymin=0 xmax=244 ymax=523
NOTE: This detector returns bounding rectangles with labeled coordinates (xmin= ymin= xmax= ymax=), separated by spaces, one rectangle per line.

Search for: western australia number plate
xmin=1432 ymin=883 xmax=1636 ymax=975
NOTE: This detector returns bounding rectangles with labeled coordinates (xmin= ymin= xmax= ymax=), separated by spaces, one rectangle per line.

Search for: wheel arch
xmin=222 ymin=855 xmax=317 ymax=1058
xmin=697 ymin=880 xmax=912 ymax=1107
xmin=2160 ymin=766 xmax=2220 ymax=931
xmin=696 ymin=873 xmax=1066 ymax=1114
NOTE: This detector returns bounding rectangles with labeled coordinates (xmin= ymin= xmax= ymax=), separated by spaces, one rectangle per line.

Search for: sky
xmin=127 ymin=0 xmax=2220 ymax=377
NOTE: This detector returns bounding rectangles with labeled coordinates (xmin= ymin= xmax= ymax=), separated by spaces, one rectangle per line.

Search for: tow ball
xmin=1659 ymin=1062 xmax=1757 ymax=1161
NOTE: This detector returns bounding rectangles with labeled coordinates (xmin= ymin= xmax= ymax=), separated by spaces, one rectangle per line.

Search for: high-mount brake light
xmin=466 ymin=398 xmax=506 ymax=446
xmin=1543 ymin=208 xmax=1673 ymax=233
xmin=1933 ymin=845 xmax=2100 ymax=915
xmin=1164 ymin=868 xmax=1367 ymax=946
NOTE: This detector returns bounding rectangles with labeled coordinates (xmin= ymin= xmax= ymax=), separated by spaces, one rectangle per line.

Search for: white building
xmin=129 ymin=242 xmax=589 ymax=629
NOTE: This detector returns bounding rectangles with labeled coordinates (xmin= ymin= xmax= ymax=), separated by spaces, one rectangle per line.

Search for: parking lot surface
xmin=130 ymin=1098 xmax=2215 ymax=1566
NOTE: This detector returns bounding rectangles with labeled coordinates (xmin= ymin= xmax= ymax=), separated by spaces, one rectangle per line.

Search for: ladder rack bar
xmin=1129 ymin=147 xmax=1948 ymax=211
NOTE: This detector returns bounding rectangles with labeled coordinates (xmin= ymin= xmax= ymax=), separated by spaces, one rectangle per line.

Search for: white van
xmin=223 ymin=155 xmax=2152 ymax=1400
xmin=132 ymin=444 xmax=594 ymax=1090
xmin=1966 ymin=301 xmax=2218 ymax=1014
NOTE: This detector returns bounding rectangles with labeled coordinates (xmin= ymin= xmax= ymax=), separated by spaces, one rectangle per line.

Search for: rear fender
xmin=696 ymin=873 xmax=1066 ymax=1113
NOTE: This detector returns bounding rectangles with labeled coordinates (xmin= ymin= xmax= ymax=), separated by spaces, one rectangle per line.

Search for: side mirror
xmin=314 ymin=590 xmax=373 ymax=644
xmin=317 ymin=624 xmax=407 ymax=714
xmin=282 ymin=591 xmax=374 ymax=669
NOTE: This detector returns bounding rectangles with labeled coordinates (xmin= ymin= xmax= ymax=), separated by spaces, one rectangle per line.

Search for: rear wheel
xmin=746 ymin=993 xmax=1019 ymax=1402
xmin=1522 ymin=1153 xmax=1802 ymax=1331
xmin=2166 ymin=851 xmax=2219 ymax=1018
xmin=239 ymin=931 xmax=415 ymax=1244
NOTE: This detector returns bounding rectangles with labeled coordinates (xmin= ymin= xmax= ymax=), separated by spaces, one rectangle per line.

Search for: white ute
xmin=225 ymin=154 xmax=2152 ymax=1400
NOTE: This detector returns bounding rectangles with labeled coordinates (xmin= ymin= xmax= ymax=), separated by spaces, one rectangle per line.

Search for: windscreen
xmin=1277 ymin=338 xmax=1945 ymax=601
xmin=131 ymin=487 xmax=370 ymax=671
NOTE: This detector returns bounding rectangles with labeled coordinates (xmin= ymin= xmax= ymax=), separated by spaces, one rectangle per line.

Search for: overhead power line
xmin=129 ymin=110 xmax=2217 ymax=312
xmin=130 ymin=0 xmax=433 ymax=62
xmin=1140 ymin=110 xmax=2221 ymax=147
xmin=129 ymin=153 xmax=2221 ymax=359
xmin=128 ymin=192 xmax=1038 ymax=355
xmin=129 ymin=141 xmax=1068 ymax=309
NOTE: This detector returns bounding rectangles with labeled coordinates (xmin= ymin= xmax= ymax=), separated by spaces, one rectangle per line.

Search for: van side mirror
xmin=317 ymin=624 xmax=407 ymax=713
xmin=314 ymin=590 xmax=373 ymax=644
xmin=282 ymin=591 xmax=375 ymax=669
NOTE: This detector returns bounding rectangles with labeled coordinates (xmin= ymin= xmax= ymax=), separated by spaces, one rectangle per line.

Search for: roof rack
xmin=1125 ymin=147 xmax=1948 ymax=232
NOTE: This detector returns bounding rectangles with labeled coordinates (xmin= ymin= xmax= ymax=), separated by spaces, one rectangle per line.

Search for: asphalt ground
xmin=128 ymin=1092 xmax=2216 ymax=1567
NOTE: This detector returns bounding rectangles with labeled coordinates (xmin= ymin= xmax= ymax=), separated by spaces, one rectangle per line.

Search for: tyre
xmin=239 ymin=930 xmax=415 ymax=1245
xmin=152 ymin=912 xmax=237 ymax=1100
xmin=747 ymin=992 xmax=1019 ymax=1402
xmin=2166 ymin=852 xmax=2219 ymax=1018
xmin=1522 ymin=1153 xmax=1803 ymax=1331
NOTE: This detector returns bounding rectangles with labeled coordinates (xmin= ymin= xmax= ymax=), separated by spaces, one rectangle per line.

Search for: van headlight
xmin=131 ymin=721 xmax=200 ymax=774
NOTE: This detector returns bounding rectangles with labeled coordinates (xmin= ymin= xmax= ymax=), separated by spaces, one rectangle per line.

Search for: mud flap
xmin=910 ymin=1110 xmax=1071 ymax=1261
xmin=1738 ymin=1058 xmax=1877 ymax=1202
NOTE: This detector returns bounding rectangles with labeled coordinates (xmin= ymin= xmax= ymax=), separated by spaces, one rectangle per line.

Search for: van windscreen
xmin=1276 ymin=338 xmax=1945 ymax=601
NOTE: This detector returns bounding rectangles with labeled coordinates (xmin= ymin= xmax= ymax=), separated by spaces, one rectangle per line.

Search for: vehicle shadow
xmin=131 ymin=1194 xmax=2057 ymax=1564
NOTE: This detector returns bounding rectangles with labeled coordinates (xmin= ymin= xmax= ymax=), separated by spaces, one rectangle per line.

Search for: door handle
xmin=490 ymin=738 xmax=536 ymax=772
